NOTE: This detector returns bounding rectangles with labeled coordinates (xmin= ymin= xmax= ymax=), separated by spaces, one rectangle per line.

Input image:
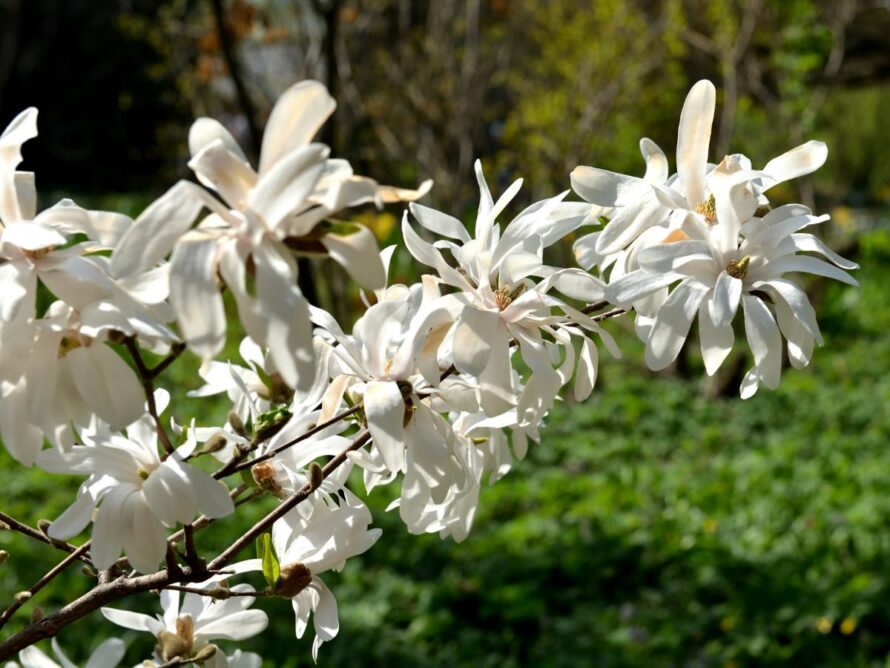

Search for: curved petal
xmin=259 ymin=80 xmax=336 ymax=174
xmin=100 ymin=606 xmax=164 ymax=635
xmin=364 ymin=380 xmax=406 ymax=473
xmin=645 ymin=279 xmax=709 ymax=370
xmin=84 ymin=638 xmax=127 ymax=668
xmin=675 ymin=79 xmax=715 ymax=205
xmin=169 ymin=231 xmax=226 ymax=359
xmin=452 ymin=307 xmax=499 ymax=377
xmin=247 ymin=144 xmax=328 ymax=231
xmin=320 ymin=224 xmax=385 ymax=290
xmin=762 ymin=140 xmax=827 ymax=189
xmin=742 ymin=294 xmax=782 ymax=390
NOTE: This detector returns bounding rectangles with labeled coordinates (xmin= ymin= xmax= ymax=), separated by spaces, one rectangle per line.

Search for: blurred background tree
xmin=1 ymin=1 xmax=889 ymax=665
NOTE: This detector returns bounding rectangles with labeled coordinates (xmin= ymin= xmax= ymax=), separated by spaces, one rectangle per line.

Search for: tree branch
xmin=0 ymin=541 xmax=92 ymax=630
xmin=124 ymin=338 xmax=176 ymax=456
xmin=0 ymin=511 xmax=91 ymax=563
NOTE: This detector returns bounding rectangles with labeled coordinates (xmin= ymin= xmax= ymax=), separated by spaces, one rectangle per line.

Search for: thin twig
xmin=224 ymin=405 xmax=363 ymax=476
xmin=124 ymin=338 xmax=176 ymax=455
xmin=0 ymin=541 xmax=91 ymax=629
xmin=161 ymin=584 xmax=273 ymax=599
xmin=0 ymin=511 xmax=90 ymax=563
xmin=208 ymin=431 xmax=371 ymax=571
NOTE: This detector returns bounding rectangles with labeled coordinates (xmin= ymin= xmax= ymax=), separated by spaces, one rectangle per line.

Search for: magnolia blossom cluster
xmin=0 ymin=79 xmax=855 ymax=665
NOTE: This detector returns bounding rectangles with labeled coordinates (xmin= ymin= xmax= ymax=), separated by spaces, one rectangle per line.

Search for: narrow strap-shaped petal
xmin=675 ymin=80 xmax=716 ymax=205
xmin=259 ymin=80 xmax=336 ymax=174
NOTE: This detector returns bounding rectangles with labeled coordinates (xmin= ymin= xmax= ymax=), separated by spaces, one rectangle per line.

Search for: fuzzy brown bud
xmin=193 ymin=644 xmax=218 ymax=662
xmin=309 ymin=462 xmax=324 ymax=491
xmin=275 ymin=562 xmax=313 ymax=598
xmin=31 ymin=607 xmax=44 ymax=622
xmin=228 ymin=411 xmax=248 ymax=438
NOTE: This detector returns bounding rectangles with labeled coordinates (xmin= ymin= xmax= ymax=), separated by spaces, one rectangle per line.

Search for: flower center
xmin=156 ymin=615 xmax=195 ymax=661
xmin=726 ymin=255 xmax=751 ymax=280
xmin=493 ymin=284 xmax=525 ymax=310
xmin=275 ymin=562 xmax=313 ymax=598
xmin=695 ymin=194 xmax=717 ymax=224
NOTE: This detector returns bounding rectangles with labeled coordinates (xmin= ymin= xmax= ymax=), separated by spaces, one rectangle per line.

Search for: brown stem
xmin=208 ymin=431 xmax=371 ymax=571
xmin=0 ymin=511 xmax=90 ymax=563
xmin=224 ymin=405 xmax=362 ymax=476
xmin=124 ymin=338 xmax=176 ymax=456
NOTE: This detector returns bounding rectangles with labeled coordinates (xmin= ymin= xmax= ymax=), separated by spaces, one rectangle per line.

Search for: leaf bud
xmin=31 ymin=607 xmax=44 ymax=622
xmin=197 ymin=433 xmax=228 ymax=455
xmin=15 ymin=591 xmax=32 ymax=603
xmin=38 ymin=519 xmax=52 ymax=536
xmin=0 ymin=549 xmax=8 ymax=564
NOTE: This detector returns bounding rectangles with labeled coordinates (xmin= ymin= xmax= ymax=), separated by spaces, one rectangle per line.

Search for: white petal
xmin=640 ymin=138 xmax=668 ymax=183
xmin=259 ymin=80 xmax=336 ymax=174
xmin=645 ymin=279 xmax=709 ymax=370
xmin=320 ymin=225 xmax=385 ymax=290
xmin=189 ymin=117 xmax=248 ymax=161
xmin=121 ymin=493 xmax=166 ymax=573
xmin=197 ymin=610 xmax=269 ymax=641
xmin=1 ymin=221 xmax=66 ymax=250
xmin=763 ymin=255 xmax=858 ymax=286
xmin=452 ymin=307 xmax=499 ymax=377
xmin=187 ymin=467 xmax=235 ymax=519
xmin=247 ymin=144 xmax=328 ymax=231
xmin=0 ymin=379 xmax=43 ymax=466
xmin=699 ymin=293 xmax=734 ymax=375
xmin=101 ymin=606 xmax=164 ymax=635
xmin=709 ymin=270 xmax=742 ymax=327
xmin=676 ymin=79 xmax=716 ymax=205
xmin=188 ymin=139 xmax=258 ymax=208
xmin=169 ymin=231 xmax=226 ymax=359
xmin=573 ymin=336 xmax=598 ymax=401
xmin=742 ymin=294 xmax=782 ymax=390
xmin=364 ymin=380 xmax=406 ymax=472
xmin=84 ymin=638 xmax=126 ymax=668
xmin=252 ymin=245 xmax=316 ymax=391
xmin=762 ymin=140 xmax=827 ymax=189
xmin=409 ymin=203 xmax=470 ymax=241
xmin=67 ymin=344 xmax=144 ymax=429
xmin=91 ymin=486 xmax=130 ymax=570
xmin=48 ymin=491 xmax=95 ymax=541
xmin=111 ymin=180 xmax=222 ymax=279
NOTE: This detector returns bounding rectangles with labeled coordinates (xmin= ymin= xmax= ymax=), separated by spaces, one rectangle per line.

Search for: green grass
xmin=2 ymin=227 xmax=889 ymax=667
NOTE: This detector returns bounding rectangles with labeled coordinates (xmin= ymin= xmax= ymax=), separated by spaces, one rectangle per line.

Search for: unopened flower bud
xmin=15 ymin=591 xmax=32 ymax=603
xmin=228 ymin=411 xmax=248 ymax=438
xmin=81 ymin=565 xmax=97 ymax=578
xmin=309 ymin=462 xmax=324 ymax=491
xmin=0 ymin=550 xmax=8 ymax=564
xmin=0 ymin=520 xmax=9 ymax=530
xmin=275 ymin=562 xmax=313 ymax=598
xmin=38 ymin=519 xmax=52 ymax=536
xmin=193 ymin=644 xmax=218 ymax=662
xmin=198 ymin=433 xmax=228 ymax=455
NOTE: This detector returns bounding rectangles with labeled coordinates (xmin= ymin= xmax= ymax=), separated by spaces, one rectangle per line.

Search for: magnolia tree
xmin=0 ymin=79 xmax=857 ymax=666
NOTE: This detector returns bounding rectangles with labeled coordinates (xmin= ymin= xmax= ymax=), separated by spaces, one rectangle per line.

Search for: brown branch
xmin=223 ymin=405 xmax=362 ymax=476
xmin=124 ymin=338 xmax=176 ymax=456
xmin=209 ymin=0 xmax=262 ymax=158
xmin=0 ymin=511 xmax=90 ymax=563
xmin=208 ymin=431 xmax=371 ymax=571
xmin=161 ymin=584 xmax=272 ymax=598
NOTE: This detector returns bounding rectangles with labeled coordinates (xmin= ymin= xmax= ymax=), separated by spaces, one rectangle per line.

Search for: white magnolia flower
xmin=37 ymin=393 xmax=235 ymax=572
xmin=572 ymin=79 xmax=832 ymax=263
xmin=606 ymin=201 xmax=858 ymax=397
xmin=239 ymin=493 xmax=381 ymax=661
xmin=7 ymin=638 xmax=125 ymax=668
xmin=101 ymin=568 xmax=267 ymax=666
xmin=0 ymin=302 xmax=146 ymax=465
xmin=403 ymin=160 xmax=617 ymax=418
xmin=109 ymin=80 xmax=429 ymax=392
